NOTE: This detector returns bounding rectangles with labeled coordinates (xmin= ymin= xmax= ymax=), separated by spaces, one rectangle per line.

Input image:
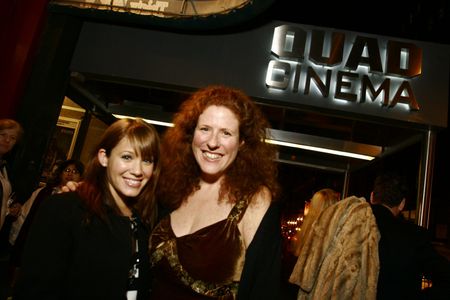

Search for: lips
xmin=203 ymin=151 xmax=222 ymax=160
xmin=124 ymin=178 xmax=142 ymax=188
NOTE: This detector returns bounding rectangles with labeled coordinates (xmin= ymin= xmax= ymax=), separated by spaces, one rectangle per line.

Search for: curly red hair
xmin=157 ymin=85 xmax=280 ymax=210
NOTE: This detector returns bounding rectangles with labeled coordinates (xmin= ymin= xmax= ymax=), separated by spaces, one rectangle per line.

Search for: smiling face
xmin=98 ymin=137 xmax=154 ymax=203
xmin=192 ymin=105 xmax=242 ymax=181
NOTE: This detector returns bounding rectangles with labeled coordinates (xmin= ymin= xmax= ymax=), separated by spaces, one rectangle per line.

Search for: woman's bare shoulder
xmin=249 ymin=186 xmax=272 ymax=209
xmin=240 ymin=186 xmax=272 ymax=247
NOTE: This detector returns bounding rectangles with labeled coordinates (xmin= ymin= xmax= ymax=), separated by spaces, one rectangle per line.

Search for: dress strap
xmin=227 ymin=197 xmax=249 ymax=223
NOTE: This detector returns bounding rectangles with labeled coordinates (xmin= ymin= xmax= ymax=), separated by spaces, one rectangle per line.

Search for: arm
xmin=13 ymin=193 xmax=78 ymax=299
xmin=9 ymin=187 xmax=44 ymax=246
xmin=237 ymin=202 xmax=282 ymax=300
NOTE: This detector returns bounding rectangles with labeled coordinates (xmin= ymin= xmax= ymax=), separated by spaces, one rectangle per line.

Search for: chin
xmin=122 ymin=189 xmax=142 ymax=198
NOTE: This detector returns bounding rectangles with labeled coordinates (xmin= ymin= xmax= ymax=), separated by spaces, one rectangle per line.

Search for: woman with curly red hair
xmin=150 ymin=85 xmax=281 ymax=299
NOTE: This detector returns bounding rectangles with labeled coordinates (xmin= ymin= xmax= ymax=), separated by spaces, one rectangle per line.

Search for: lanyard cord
xmin=128 ymin=216 xmax=140 ymax=291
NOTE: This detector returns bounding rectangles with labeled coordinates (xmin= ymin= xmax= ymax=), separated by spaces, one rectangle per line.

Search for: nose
xmin=207 ymin=132 xmax=220 ymax=149
xmin=130 ymin=160 xmax=144 ymax=176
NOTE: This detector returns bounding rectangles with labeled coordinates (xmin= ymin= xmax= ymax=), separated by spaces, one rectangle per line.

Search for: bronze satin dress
xmin=149 ymin=199 xmax=248 ymax=299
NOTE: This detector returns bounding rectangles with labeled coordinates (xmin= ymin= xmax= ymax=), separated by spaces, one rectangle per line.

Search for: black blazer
xmin=238 ymin=203 xmax=282 ymax=300
xmin=371 ymin=204 xmax=450 ymax=300
xmin=14 ymin=192 xmax=151 ymax=300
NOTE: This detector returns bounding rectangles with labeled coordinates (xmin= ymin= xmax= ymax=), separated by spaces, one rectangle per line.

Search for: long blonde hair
xmin=293 ymin=188 xmax=340 ymax=256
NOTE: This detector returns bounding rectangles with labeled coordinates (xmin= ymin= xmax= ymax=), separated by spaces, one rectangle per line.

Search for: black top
xmin=14 ymin=192 xmax=151 ymax=300
xmin=371 ymin=204 xmax=450 ymax=300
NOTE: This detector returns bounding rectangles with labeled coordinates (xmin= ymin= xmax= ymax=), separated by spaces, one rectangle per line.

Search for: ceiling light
xmin=266 ymin=139 xmax=375 ymax=160
xmin=267 ymin=128 xmax=382 ymax=161
xmin=113 ymin=114 xmax=174 ymax=127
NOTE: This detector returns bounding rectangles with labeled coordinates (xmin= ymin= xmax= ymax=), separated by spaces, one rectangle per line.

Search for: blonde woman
xmin=292 ymin=188 xmax=340 ymax=257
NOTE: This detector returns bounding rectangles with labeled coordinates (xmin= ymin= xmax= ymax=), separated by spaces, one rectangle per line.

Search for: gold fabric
xmin=149 ymin=199 xmax=248 ymax=299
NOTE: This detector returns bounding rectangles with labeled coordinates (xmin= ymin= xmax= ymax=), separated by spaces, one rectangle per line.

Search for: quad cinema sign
xmin=266 ymin=25 xmax=426 ymax=112
xmin=68 ymin=20 xmax=448 ymax=127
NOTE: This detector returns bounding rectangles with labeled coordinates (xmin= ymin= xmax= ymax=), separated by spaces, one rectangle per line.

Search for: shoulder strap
xmin=227 ymin=197 xmax=249 ymax=223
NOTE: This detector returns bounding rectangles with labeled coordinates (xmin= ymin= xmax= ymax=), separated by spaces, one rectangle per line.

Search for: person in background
xmin=149 ymin=85 xmax=282 ymax=299
xmin=13 ymin=118 xmax=160 ymax=300
xmin=7 ymin=159 xmax=85 ymax=285
xmin=290 ymin=188 xmax=340 ymax=257
xmin=11 ymin=159 xmax=84 ymax=244
xmin=370 ymin=171 xmax=450 ymax=300
xmin=0 ymin=119 xmax=23 ymax=236
xmin=52 ymin=159 xmax=84 ymax=193
xmin=289 ymin=187 xmax=379 ymax=299
xmin=0 ymin=119 xmax=23 ymax=300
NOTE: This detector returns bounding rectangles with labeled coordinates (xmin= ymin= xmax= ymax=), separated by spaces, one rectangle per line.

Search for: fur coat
xmin=289 ymin=196 xmax=380 ymax=300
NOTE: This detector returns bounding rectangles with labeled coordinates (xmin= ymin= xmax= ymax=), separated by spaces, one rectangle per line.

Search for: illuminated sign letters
xmin=266 ymin=25 xmax=422 ymax=111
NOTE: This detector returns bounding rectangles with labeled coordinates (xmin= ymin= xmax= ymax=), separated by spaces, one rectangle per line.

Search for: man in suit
xmin=370 ymin=172 xmax=450 ymax=300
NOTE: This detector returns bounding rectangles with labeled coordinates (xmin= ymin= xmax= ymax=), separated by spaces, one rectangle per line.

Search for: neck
xmin=108 ymin=183 xmax=133 ymax=217
xmin=200 ymin=172 xmax=224 ymax=185
xmin=381 ymin=203 xmax=400 ymax=216
xmin=117 ymin=201 xmax=132 ymax=217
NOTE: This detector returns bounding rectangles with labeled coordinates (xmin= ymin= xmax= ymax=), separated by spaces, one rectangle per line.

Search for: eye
xmin=223 ymin=130 xmax=232 ymax=136
xmin=121 ymin=154 xmax=132 ymax=160
xmin=143 ymin=157 xmax=154 ymax=165
xmin=0 ymin=134 xmax=17 ymax=141
xmin=199 ymin=126 xmax=209 ymax=132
